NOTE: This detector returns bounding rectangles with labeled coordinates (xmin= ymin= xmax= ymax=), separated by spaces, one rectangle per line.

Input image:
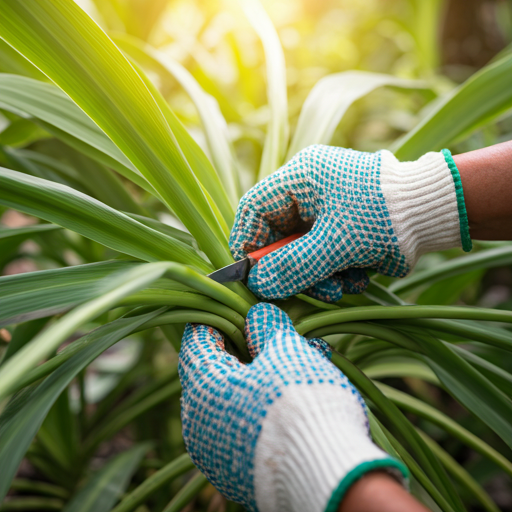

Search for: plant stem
xmin=142 ymin=310 xmax=249 ymax=360
xmin=296 ymin=305 xmax=512 ymax=336
xmin=0 ymin=498 xmax=64 ymax=511
xmin=161 ymin=472 xmax=209 ymax=512
xmin=161 ymin=263 xmax=252 ymax=317
xmin=83 ymin=381 xmax=181 ymax=455
xmin=111 ymin=453 xmax=195 ymax=512
xmin=119 ymin=290 xmax=245 ymax=331
xmin=331 ymin=350 xmax=465 ymax=512
xmin=9 ymin=480 xmax=69 ymax=499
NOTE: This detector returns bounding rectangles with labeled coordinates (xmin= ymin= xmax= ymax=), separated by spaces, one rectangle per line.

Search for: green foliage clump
xmin=0 ymin=0 xmax=512 ymax=511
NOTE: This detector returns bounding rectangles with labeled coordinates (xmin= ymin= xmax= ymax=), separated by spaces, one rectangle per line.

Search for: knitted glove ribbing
xmin=179 ymin=303 xmax=408 ymax=512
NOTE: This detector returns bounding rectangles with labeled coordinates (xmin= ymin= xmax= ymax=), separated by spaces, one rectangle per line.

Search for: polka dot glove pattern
xmin=178 ymin=303 xmax=373 ymax=512
xmin=230 ymin=145 xmax=469 ymax=303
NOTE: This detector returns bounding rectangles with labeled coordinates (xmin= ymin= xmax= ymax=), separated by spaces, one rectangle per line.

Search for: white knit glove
xmin=179 ymin=303 xmax=408 ymax=512
xmin=230 ymin=145 xmax=472 ymax=302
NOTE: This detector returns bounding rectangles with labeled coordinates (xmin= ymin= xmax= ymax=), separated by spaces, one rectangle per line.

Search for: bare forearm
xmin=338 ymin=472 xmax=430 ymax=512
xmin=454 ymin=140 xmax=512 ymax=240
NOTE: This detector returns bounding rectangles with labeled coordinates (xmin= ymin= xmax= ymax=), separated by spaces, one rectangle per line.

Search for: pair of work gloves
xmin=179 ymin=146 xmax=472 ymax=512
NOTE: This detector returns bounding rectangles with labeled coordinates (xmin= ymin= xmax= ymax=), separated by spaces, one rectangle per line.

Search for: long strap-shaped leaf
xmin=2 ymin=145 xmax=150 ymax=226
xmin=241 ymin=0 xmax=288 ymax=180
xmin=377 ymin=382 xmax=512 ymax=479
xmin=287 ymin=71 xmax=426 ymax=159
xmin=392 ymin=52 xmax=512 ymax=159
xmin=0 ymin=310 xmax=160 ymax=502
xmin=115 ymin=34 xmax=241 ymax=208
xmin=0 ymin=73 xmax=143 ymax=186
xmin=125 ymin=56 xmax=233 ymax=230
xmin=419 ymin=430 xmax=500 ymax=512
xmin=390 ymin=245 xmax=512 ymax=294
xmin=61 ymin=444 xmax=151 ymax=512
xmin=317 ymin=315 xmax=512 ymax=450
xmin=0 ymin=262 xmax=172 ymax=401
xmin=0 ymin=0 xmax=232 ymax=268
xmin=296 ymin=305 xmax=512 ymax=334
xmin=111 ymin=453 xmax=194 ymax=512
xmin=0 ymin=260 xmax=139 ymax=326
xmin=331 ymin=351 xmax=464 ymax=512
xmin=161 ymin=472 xmax=209 ymax=512
xmin=0 ymin=167 xmax=210 ymax=272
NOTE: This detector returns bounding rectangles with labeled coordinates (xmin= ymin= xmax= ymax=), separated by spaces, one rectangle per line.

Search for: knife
xmin=207 ymin=233 xmax=305 ymax=284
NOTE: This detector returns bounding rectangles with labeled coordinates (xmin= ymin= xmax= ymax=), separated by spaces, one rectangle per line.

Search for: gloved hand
xmin=179 ymin=303 xmax=407 ymax=512
xmin=230 ymin=145 xmax=471 ymax=302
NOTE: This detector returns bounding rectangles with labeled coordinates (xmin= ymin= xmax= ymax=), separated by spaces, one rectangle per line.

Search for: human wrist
xmin=337 ymin=471 xmax=430 ymax=512
xmin=453 ymin=141 xmax=512 ymax=241
xmin=253 ymin=384 xmax=408 ymax=512
xmin=378 ymin=149 xmax=471 ymax=267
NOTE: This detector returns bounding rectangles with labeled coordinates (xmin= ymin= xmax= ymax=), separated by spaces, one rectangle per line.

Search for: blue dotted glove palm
xmin=179 ymin=303 xmax=407 ymax=512
xmin=230 ymin=145 xmax=471 ymax=302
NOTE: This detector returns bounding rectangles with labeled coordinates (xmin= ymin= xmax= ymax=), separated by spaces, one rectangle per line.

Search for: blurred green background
xmin=2 ymin=1 xmax=512 ymax=511
xmin=74 ymin=0 xmax=512 ymax=176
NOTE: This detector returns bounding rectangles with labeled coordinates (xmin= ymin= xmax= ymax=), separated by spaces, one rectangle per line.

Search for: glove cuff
xmin=253 ymin=384 xmax=408 ymax=512
xmin=379 ymin=149 xmax=472 ymax=268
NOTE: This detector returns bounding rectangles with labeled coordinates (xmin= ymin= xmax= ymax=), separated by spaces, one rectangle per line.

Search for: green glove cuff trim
xmin=441 ymin=149 xmax=472 ymax=252
xmin=323 ymin=458 xmax=409 ymax=512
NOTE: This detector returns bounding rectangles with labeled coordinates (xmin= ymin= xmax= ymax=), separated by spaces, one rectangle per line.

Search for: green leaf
xmin=0 ymin=73 xmax=150 ymax=193
xmin=9 ymin=479 xmax=69 ymax=499
xmin=111 ymin=453 xmax=194 ymax=512
xmin=395 ymin=327 xmax=512 ymax=450
xmin=390 ymin=246 xmax=512 ymax=295
xmin=371 ymin=416 xmax=458 ymax=512
xmin=0 ymin=117 xmax=50 ymax=147
xmin=377 ymin=382 xmax=512 ymax=479
xmin=0 ymin=144 xmax=88 ymax=193
xmin=241 ymin=0 xmax=288 ymax=180
xmin=161 ymin=472 xmax=209 ymax=512
xmin=331 ymin=351 xmax=464 ymax=512
xmin=125 ymin=213 xmax=195 ymax=247
xmin=425 ymin=344 xmax=512 ymax=450
xmin=0 ymin=261 xmax=139 ymax=326
xmin=0 ymin=497 xmax=64 ymax=510
xmin=0 ymin=262 xmax=174 ymax=401
xmin=37 ymin=389 xmax=78 ymax=474
xmin=22 ymin=143 xmax=147 ymax=216
xmin=0 ymin=1 xmax=232 ymax=268
xmin=84 ymin=381 xmax=181 ymax=454
xmin=365 ymin=360 xmax=439 ymax=384
xmin=143 ymin=309 xmax=248 ymax=359
xmin=62 ymin=444 xmax=150 ymax=512
xmin=452 ymin=345 xmax=512 ymax=397
xmin=1 ymin=317 xmax=48 ymax=365
xmin=0 ymin=310 xmax=160 ymax=501
xmin=0 ymin=38 xmax=47 ymax=80
xmin=287 ymin=71 xmax=425 ymax=159
xmin=114 ymin=34 xmax=241 ymax=207
xmin=296 ymin=305 xmax=512 ymax=335
xmin=419 ymin=431 xmax=500 ymax=512
xmin=392 ymin=318 xmax=512 ymax=353
xmin=392 ymin=52 xmax=512 ymax=159
xmin=123 ymin=56 xmax=234 ymax=230
xmin=0 ymin=168 xmax=210 ymax=272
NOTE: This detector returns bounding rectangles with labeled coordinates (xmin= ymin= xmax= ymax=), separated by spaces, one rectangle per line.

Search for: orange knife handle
xmin=248 ymin=233 xmax=305 ymax=262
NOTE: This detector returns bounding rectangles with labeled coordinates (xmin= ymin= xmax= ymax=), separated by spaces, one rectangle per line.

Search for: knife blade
xmin=207 ymin=233 xmax=305 ymax=284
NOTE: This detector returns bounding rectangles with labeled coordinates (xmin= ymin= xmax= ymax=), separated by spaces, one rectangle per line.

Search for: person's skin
xmin=338 ymin=472 xmax=431 ymax=512
xmin=336 ymin=142 xmax=512 ymax=512
xmin=454 ymin=140 xmax=512 ymax=240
